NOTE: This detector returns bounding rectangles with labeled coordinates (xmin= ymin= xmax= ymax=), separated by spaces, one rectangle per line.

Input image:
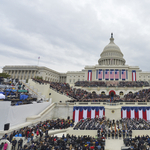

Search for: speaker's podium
xmin=4 ymin=123 xmax=10 ymax=131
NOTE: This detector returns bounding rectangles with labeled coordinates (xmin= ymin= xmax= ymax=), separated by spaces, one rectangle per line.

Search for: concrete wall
xmin=0 ymin=101 xmax=51 ymax=131
xmin=26 ymin=103 xmax=74 ymax=123
xmin=67 ymin=129 xmax=97 ymax=137
xmin=105 ymin=106 xmax=121 ymax=120
xmin=67 ymin=128 xmax=150 ymax=138
xmin=132 ymin=130 xmax=150 ymax=137
xmin=53 ymin=104 xmax=74 ymax=119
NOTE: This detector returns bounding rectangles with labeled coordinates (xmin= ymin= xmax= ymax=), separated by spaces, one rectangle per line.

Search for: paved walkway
xmin=105 ymin=139 xmax=124 ymax=150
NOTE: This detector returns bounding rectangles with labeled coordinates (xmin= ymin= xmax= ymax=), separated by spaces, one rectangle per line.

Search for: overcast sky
xmin=0 ymin=0 xmax=150 ymax=73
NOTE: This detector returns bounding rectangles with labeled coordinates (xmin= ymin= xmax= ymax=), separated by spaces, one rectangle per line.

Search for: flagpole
xmin=37 ymin=57 xmax=40 ymax=66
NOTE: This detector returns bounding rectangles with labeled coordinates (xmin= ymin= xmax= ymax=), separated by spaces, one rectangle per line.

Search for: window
xmin=119 ymin=91 xmax=124 ymax=95
xmin=101 ymin=91 xmax=105 ymax=95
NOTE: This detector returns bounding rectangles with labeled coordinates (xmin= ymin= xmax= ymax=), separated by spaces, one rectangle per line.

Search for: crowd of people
xmin=33 ymin=78 xmax=150 ymax=103
xmin=33 ymin=79 xmax=106 ymax=102
xmin=0 ymin=78 xmax=37 ymax=105
xmin=2 ymin=118 xmax=74 ymax=141
xmin=1 ymin=117 xmax=150 ymax=149
xmin=1 ymin=118 xmax=74 ymax=150
xmin=118 ymin=81 xmax=149 ymax=87
xmin=123 ymin=89 xmax=150 ymax=102
xmin=75 ymin=81 xmax=149 ymax=88
xmin=22 ymin=134 xmax=105 ymax=150
xmin=75 ymin=81 xmax=107 ymax=87
xmin=74 ymin=118 xmax=150 ymax=139
xmin=124 ymin=135 xmax=150 ymax=150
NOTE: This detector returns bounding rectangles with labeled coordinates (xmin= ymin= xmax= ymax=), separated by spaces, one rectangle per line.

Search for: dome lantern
xmin=98 ymin=33 xmax=126 ymax=66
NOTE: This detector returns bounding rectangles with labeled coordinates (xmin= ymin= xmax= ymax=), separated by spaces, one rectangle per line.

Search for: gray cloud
xmin=0 ymin=0 xmax=150 ymax=73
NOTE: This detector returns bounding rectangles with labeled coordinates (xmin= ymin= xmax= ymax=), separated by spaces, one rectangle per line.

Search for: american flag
xmin=98 ymin=70 xmax=103 ymax=80
xmin=115 ymin=70 xmax=119 ymax=80
xmin=105 ymin=70 xmax=109 ymax=79
xmin=110 ymin=70 xmax=114 ymax=80
xmin=122 ymin=70 xmax=126 ymax=80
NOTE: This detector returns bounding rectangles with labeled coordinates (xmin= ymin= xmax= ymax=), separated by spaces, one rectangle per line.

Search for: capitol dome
xmin=98 ymin=33 xmax=126 ymax=66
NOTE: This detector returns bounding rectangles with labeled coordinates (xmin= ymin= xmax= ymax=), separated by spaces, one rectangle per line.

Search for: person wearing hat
xmin=11 ymin=138 xmax=17 ymax=150
xmin=18 ymin=138 xmax=23 ymax=149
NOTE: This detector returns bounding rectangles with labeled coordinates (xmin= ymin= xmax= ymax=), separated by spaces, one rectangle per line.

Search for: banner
xmin=121 ymin=107 xmax=150 ymax=121
xmin=87 ymin=70 xmax=92 ymax=81
xmin=132 ymin=70 xmax=136 ymax=81
xmin=73 ymin=106 xmax=105 ymax=122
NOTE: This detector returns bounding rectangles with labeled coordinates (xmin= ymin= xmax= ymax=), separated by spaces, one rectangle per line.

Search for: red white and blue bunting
xmin=73 ymin=106 xmax=105 ymax=122
xmin=121 ymin=107 xmax=150 ymax=121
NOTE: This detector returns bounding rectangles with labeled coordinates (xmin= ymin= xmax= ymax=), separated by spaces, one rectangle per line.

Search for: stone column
xmin=33 ymin=71 xmax=36 ymax=78
xmin=12 ymin=70 xmax=15 ymax=78
xmin=30 ymin=71 xmax=33 ymax=79
xmin=10 ymin=70 xmax=12 ymax=77
xmin=26 ymin=70 xmax=29 ymax=79
xmin=16 ymin=70 xmax=19 ymax=79
xmin=23 ymin=70 xmax=25 ymax=80
xmin=120 ymin=70 xmax=122 ymax=80
xmin=20 ymin=70 xmax=22 ymax=80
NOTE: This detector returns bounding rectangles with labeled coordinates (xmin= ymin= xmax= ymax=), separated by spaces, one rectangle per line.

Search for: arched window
xmin=119 ymin=91 xmax=124 ymax=95
xmin=101 ymin=91 xmax=105 ymax=95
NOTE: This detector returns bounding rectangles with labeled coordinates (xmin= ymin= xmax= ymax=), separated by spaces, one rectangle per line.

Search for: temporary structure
xmin=0 ymin=93 xmax=5 ymax=99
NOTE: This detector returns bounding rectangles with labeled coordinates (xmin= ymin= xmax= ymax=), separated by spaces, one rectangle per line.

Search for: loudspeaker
xmin=4 ymin=123 xmax=10 ymax=131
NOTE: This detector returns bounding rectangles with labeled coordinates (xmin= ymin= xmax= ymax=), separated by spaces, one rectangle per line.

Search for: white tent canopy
xmin=0 ymin=94 xmax=5 ymax=99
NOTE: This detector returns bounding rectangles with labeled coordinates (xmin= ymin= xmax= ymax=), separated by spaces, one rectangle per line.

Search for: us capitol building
xmin=3 ymin=34 xmax=150 ymax=85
